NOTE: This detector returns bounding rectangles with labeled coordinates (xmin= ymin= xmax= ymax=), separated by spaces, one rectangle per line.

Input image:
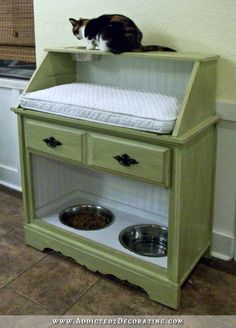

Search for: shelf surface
xmin=44 ymin=46 xmax=218 ymax=62
xmin=39 ymin=199 xmax=168 ymax=269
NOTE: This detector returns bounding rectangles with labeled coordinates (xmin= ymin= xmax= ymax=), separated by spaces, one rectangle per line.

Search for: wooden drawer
xmin=25 ymin=119 xmax=85 ymax=163
xmin=87 ymin=133 xmax=171 ymax=186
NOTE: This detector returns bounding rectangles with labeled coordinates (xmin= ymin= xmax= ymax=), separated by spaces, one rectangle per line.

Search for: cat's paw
xmin=86 ymin=45 xmax=96 ymax=50
xmin=86 ymin=39 xmax=96 ymax=50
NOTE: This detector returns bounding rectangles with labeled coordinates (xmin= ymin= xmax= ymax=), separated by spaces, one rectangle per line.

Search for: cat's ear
xmin=69 ymin=18 xmax=78 ymax=26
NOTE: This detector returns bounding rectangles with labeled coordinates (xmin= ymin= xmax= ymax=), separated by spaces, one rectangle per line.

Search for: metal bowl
xmin=119 ymin=224 xmax=168 ymax=257
xmin=59 ymin=204 xmax=115 ymax=231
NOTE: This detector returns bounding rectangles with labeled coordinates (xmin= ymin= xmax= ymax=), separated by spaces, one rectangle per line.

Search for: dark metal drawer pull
xmin=43 ymin=136 xmax=63 ymax=148
xmin=113 ymin=153 xmax=139 ymax=167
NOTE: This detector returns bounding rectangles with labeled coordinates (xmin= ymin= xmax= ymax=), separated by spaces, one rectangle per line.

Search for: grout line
xmin=4 ymin=249 xmax=100 ymax=315
xmin=0 ymin=229 xmax=48 ymax=293
xmin=2 ymin=254 xmax=49 ymax=290
xmin=0 ymin=224 xmax=23 ymax=239
xmin=157 ymin=306 xmax=164 ymax=315
xmin=61 ymin=276 xmax=103 ymax=315
xmin=8 ymin=271 xmax=102 ymax=316
xmin=6 ymin=286 xmax=57 ymax=315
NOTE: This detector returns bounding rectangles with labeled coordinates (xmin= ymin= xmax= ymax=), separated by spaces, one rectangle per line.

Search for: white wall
xmin=0 ymin=80 xmax=27 ymax=191
xmin=212 ymin=107 xmax=236 ymax=260
xmin=28 ymin=1 xmax=236 ymax=259
xmin=33 ymin=0 xmax=236 ymax=103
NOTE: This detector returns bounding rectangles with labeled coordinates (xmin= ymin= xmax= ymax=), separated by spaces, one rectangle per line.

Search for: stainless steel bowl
xmin=119 ymin=224 xmax=168 ymax=257
xmin=59 ymin=204 xmax=115 ymax=231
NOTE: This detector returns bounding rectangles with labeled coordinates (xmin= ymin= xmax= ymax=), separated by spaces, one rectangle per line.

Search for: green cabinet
xmin=13 ymin=48 xmax=218 ymax=309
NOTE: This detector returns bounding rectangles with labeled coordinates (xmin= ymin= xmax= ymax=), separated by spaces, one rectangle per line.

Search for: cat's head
xmin=69 ymin=18 xmax=88 ymax=40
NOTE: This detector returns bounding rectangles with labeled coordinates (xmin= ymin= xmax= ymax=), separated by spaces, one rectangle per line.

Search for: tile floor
xmin=0 ymin=185 xmax=236 ymax=316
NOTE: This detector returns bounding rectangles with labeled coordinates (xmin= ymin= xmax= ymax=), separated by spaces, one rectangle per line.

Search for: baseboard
xmin=0 ymin=163 xmax=21 ymax=191
xmin=216 ymin=101 xmax=236 ymax=122
xmin=0 ymin=180 xmax=22 ymax=192
xmin=211 ymin=230 xmax=235 ymax=260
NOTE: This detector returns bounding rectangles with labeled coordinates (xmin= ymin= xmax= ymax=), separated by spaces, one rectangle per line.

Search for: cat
xmin=69 ymin=14 xmax=175 ymax=54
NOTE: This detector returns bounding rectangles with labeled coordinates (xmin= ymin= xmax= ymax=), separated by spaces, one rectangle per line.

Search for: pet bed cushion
xmin=20 ymin=83 xmax=182 ymax=133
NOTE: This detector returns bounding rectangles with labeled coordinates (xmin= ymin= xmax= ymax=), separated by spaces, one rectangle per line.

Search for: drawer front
xmin=25 ymin=119 xmax=84 ymax=162
xmin=87 ymin=133 xmax=171 ymax=186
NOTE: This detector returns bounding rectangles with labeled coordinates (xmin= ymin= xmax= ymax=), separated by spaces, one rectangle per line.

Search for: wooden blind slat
xmin=0 ymin=0 xmax=35 ymax=62
xmin=0 ymin=45 xmax=35 ymax=62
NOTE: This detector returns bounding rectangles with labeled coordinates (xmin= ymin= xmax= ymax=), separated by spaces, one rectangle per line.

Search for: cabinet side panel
xmin=25 ymin=52 xmax=76 ymax=93
xmin=180 ymin=128 xmax=215 ymax=280
xmin=168 ymin=127 xmax=216 ymax=282
xmin=173 ymin=61 xmax=217 ymax=137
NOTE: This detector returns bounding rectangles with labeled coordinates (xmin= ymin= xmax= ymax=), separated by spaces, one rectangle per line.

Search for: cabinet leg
xmin=144 ymin=281 xmax=180 ymax=310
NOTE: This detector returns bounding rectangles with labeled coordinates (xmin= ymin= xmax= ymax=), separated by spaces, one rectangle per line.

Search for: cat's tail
xmin=140 ymin=45 xmax=176 ymax=52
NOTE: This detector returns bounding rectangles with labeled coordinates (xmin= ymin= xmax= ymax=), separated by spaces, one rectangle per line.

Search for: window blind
xmin=0 ymin=0 xmax=35 ymax=62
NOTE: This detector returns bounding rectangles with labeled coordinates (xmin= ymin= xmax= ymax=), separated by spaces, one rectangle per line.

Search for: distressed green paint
xmin=25 ymin=52 xmax=76 ymax=93
xmin=13 ymin=48 xmax=218 ymax=309
xmin=44 ymin=46 xmax=218 ymax=62
xmin=25 ymin=119 xmax=85 ymax=163
xmin=167 ymin=127 xmax=216 ymax=283
xmin=13 ymin=107 xmax=219 ymax=146
xmin=87 ymin=133 xmax=171 ymax=187
xmin=173 ymin=61 xmax=217 ymax=137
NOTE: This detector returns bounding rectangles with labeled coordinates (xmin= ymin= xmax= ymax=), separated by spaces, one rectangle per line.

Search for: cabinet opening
xmin=31 ymin=154 xmax=169 ymax=267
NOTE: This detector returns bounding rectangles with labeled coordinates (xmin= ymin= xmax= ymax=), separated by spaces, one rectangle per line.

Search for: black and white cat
xmin=69 ymin=14 xmax=175 ymax=54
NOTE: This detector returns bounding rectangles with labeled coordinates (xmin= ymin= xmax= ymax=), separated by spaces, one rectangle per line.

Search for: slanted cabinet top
xmin=44 ymin=46 xmax=218 ymax=62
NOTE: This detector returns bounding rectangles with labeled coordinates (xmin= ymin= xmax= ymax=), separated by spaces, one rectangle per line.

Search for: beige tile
xmin=66 ymin=277 xmax=162 ymax=315
xmin=9 ymin=253 xmax=100 ymax=314
xmin=0 ymin=209 xmax=23 ymax=236
xmin=0 ymin=227 xmax=46 ymax=288
xmin=0 ymin=194 xmax=22 ymax=213
xmin=0 ymin=287 xmax=51 ymax=315
xmin=159 ymin=306 xmax=197 ymax=315
xmin=0 ymin=188 xmax=23 ymax=236
xmin=160 ymin=263 xmax=236 ymax=315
